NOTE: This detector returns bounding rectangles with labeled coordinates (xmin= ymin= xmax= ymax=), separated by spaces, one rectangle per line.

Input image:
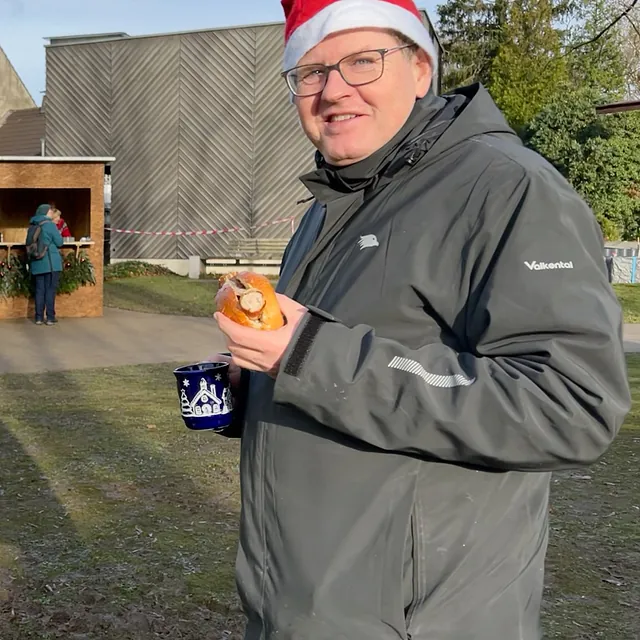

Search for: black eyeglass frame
xmin=280 ymin=45 xmax=414 ymax=97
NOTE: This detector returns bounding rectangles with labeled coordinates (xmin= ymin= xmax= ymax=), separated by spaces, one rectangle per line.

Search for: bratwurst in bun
xmin=215 ymin=271 xmax=285 ymax=330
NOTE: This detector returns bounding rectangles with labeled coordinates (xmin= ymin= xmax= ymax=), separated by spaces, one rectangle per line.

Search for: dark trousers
xmin=34 ymin=271 xmax=60 ymax=322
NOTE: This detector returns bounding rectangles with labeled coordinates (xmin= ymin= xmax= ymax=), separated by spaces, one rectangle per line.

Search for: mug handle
xmin=200 ymin=352 xmax=232 ymax=365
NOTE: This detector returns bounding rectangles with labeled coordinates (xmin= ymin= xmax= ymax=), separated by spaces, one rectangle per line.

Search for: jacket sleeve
xmin=272 ymin=165 xmax=631 ymax=472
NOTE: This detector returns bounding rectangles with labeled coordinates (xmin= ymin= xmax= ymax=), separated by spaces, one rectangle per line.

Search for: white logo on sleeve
xmin=358 ymin=234 xmax=379 ymax=250
xmin=388 ymin=357 xmax=475 ymax=388
xmin=524 ymin=260 xmax=574 ymax=271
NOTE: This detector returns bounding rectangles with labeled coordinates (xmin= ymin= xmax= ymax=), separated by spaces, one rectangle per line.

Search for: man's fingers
xmin=215 ymin=312 xmax=263 ymax=341
xmin=213 ymin=312 xmax=233 ymax=337
xmin=274 ymin=293 xmax=307 ymax=321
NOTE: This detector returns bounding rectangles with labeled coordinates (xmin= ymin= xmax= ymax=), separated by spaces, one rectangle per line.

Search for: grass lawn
xmin=105 ymin=275 xmax=640 ymax=324
xmin=104 ymin=275 xmax=220 ymax=317
xmin=613 ymin=284 xmax=640 ymax=323
xmin=543 ymin=353 xmax=640 ymax=638
xmin=1 ymin=359 xmax=638 ymax=639
xmin=0 ymin=363 xmax=243 ymax=639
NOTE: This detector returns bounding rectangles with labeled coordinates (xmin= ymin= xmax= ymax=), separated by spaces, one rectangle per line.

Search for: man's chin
xmin=322 ymin=144 xmax=372 ymax=167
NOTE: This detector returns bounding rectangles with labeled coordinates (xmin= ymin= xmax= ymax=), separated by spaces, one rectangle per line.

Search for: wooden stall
xmin=0 ymin=156 xmax=114 ymax=320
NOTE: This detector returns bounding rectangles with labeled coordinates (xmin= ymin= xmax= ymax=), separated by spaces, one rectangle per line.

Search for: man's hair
xmin=388 ymin=30 xmax=420 ymax=57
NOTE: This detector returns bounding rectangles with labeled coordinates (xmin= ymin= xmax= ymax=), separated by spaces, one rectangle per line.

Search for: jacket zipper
xmin=303 ymin=229 xmax=351 ymax=306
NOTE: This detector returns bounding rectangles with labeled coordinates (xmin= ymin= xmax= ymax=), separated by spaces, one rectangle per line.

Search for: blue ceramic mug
xmin=173 ymin=361 xmax=234 ymax=431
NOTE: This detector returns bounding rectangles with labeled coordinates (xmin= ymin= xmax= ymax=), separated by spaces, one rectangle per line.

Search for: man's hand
xmin=214 ymin=293 xmax=308 ymax=378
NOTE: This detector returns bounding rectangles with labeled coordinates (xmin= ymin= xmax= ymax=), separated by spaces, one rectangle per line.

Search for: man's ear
xmin=413 ymin=50 xmax=433 ymax=99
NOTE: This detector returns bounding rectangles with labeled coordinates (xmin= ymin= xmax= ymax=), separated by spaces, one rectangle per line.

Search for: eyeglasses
xmin=281 ymin=45 xmax=413 ymax=97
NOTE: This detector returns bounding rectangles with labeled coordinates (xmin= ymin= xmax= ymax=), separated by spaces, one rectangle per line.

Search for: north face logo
xmin=524 ymin=260 xmax=574 ymax=271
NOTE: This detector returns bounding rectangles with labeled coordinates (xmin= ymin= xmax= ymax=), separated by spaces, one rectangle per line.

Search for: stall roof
xmin=596 ymin=99 xmax=640 ymax=114
xmin=0 ymin=156 xmax=115 ymax=163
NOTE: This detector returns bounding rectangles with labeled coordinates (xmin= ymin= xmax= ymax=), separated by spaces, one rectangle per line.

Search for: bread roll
xmin=215 ymin=271 xmax=285 ymax=330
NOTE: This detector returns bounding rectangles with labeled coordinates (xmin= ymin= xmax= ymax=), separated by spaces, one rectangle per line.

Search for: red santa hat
xmin=281 ymin=0 xmax=437 ymax=71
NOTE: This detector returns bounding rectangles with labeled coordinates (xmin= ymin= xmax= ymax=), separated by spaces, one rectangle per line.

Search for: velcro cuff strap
xmin=283 ymin=313 xmax=326 ymax=378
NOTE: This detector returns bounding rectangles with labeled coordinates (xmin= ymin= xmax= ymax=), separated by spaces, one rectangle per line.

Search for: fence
xmin=607 ymin=256 xmax=640 ymax=284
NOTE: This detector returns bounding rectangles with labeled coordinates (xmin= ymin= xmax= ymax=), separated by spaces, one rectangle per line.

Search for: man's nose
xmin=321 ymin=67 xmax=353 ymax=101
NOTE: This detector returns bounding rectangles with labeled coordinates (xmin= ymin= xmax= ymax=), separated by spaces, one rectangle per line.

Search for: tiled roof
xmin=0 ymin=107 xmax=45 ymax=156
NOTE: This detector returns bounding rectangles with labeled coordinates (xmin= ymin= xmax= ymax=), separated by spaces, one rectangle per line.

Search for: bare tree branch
xmin=625 ymin=13 xmax=640 ymax=39
xmin=568 ymin=0 xmax=638 ymax=52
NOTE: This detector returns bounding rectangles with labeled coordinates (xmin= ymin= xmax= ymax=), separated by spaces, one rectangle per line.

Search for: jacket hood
xmin=30 ymin=214 xmax=49 ymax=224
xmin=301 ymin=83 xmax=518 ymax=201
xmin=433 ymin=83 xmax=517 ymax=150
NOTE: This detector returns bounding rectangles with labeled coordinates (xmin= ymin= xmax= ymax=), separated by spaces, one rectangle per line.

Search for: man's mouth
xmin=327 ymin=114 xmax=360 ymax=123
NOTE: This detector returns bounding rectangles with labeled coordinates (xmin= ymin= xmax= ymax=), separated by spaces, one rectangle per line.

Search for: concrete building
xmin=42 ymin=14 xmax=443 ymax=267
xmin=0 ymin=46 xmax=36 ymax=121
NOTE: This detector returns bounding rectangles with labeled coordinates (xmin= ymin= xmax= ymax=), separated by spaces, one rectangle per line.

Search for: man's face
xmin=292 ymin=28 xmax=432 ymax=166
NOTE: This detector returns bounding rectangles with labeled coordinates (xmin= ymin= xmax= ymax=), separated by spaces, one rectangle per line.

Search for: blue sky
xmin=0 ymin=0 xmax=440 ymax=106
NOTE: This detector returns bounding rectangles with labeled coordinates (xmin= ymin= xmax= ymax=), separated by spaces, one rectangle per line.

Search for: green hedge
xmin=104 ymin=261 xmax=174 ymax=281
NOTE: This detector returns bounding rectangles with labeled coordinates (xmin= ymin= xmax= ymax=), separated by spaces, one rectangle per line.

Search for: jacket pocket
xmin=377 ymin=467 xmax=420 ymax=640
xmin=403 ymin=511 xmax=415 ymax=618
xmin=403 ymin=489 xmax=427 ymax=638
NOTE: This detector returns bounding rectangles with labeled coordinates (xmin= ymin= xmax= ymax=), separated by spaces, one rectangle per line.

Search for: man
xmin=214 ymin=0 xmax=631 ymax=638
xmin=26 ymin=204 xmax=63 ymax=326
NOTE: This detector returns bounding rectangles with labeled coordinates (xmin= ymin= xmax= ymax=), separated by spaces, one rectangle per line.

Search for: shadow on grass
xmin=2 ymin=354 xmax=637 ymax=640
xmin=543 ymin=429 xmax=640 ymax=639
xmin=0 ymin=365 xmax=246 ymax=639
xmin=0 ymin=419 xmax=86 ymax=640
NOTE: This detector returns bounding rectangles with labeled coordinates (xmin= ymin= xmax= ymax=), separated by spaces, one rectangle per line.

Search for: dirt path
xmin=0 ymin=308 xmax=227 ymax=374
xmin=1 ymin=311 xmax=639 ymax=375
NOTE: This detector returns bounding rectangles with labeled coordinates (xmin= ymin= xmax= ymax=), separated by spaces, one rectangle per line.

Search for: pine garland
xmin=58 ymin=250 xmax=97 ymax=294
xmin=0 ymin=250 xmax=96 ymax=298
xmin=0 ymin=254 xmax=31 ymax=298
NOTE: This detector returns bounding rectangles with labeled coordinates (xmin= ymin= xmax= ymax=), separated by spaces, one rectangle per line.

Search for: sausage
xmin=215 ymin=271 xmax=285 ymax=330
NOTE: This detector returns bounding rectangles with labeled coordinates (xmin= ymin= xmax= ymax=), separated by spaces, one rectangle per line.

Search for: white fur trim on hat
xmin=283 ymin=0 xmax=436 ymax=70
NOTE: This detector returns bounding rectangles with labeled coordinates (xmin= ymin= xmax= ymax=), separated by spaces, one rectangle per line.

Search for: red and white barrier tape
xmin=105 ymin=216 xmax=296 ymax=237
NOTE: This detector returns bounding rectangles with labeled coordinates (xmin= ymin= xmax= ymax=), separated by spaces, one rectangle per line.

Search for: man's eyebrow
xmin=297 ymin=46 xmax=383 ymax=66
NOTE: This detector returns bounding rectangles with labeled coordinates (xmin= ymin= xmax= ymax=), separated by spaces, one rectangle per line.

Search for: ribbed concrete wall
xmin=44 ymin=16 xmax=441 ymax=259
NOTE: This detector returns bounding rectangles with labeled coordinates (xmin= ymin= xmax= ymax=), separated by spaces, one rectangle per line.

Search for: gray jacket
xmin=227 ymin=84 xmax=631 ymax=640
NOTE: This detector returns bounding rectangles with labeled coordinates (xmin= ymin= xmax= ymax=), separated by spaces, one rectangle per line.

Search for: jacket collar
xmin=300 ymin=91 xmax=451 ymax=203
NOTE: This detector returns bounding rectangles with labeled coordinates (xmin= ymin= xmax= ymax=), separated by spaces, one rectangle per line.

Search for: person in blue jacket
xmin=27 ymin=204 xmax=63 ymax=325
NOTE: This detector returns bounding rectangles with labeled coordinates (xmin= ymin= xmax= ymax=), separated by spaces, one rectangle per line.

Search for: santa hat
xmin=281 ymin=0 xmax=437 ymax=71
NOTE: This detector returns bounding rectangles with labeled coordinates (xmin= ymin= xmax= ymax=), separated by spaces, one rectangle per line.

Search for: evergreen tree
xmin=436 ymin=0 xmax=508 ymax=91
xmin=487 ymin=0 xmax=568 ymax=131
